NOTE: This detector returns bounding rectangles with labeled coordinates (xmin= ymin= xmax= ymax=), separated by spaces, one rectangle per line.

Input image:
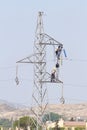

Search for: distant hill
xmin=46 ymin=104 xmax=87 ymax=120
xmin=0 ymin=99 xmax=31 ymax=119
xmin=0 ymin=99 xmax=87 ymax=120
xmin=0 ymin=99 xmax=16 ymax=112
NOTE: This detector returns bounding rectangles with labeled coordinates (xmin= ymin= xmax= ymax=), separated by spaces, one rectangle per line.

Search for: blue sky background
xmin=0 ymin=0 xmax=87 ymax=106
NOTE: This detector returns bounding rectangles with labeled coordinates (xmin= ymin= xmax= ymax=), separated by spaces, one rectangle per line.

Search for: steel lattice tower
xmin=16 ymin=11 xmax=65 ymax=129
xmin=32 ymin=12 xmax=48 ymax=126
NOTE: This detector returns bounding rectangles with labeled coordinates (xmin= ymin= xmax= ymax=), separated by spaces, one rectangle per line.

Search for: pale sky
xmin=0 ymin=0 xmax=87 ymax=106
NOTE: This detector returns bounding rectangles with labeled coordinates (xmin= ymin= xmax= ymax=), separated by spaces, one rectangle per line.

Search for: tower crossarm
xmin=40 ymin=33 xmax=63 ymax=46
xmin=16 ymin=53 xmax=46 ymax=64
xmin=39 ymin=72 xmax=63 ymax=84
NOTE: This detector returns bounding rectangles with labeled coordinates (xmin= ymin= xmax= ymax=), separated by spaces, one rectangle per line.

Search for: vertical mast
xmin=32 ymin=11 xmax=48 ymax=126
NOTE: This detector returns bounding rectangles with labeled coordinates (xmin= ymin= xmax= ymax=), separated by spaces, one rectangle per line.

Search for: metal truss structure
xmin=16 ymin=12 xmax=65 ymax=129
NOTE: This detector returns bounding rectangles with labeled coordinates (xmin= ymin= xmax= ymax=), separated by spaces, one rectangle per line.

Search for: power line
xmin=64 ymin=83 xmax=87 ymax=88
xmin=48 ymin=97 xmax=87 ymax=104
xmin=64 ymin=58 xmax=87 ymax=62
xmin=0 ymin=64 xmax=31 ymax=70
xmin=0 ymin=78 xmax=87 ymax=88
xmin=0 ymin=58 xmax=87 ymax=70
xmin=0 ymin=66 xmax=15 ymax=70
xmin=0 ymin=79 xmax=13 ymax=82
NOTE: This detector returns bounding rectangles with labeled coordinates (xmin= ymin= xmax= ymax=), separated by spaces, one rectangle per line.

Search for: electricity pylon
xmin=16 ymin=11 xmax=65 ymax=129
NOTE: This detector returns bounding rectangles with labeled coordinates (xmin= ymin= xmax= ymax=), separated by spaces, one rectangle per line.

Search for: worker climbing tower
xmin=16 ymin=12 xmax=65 ymax=129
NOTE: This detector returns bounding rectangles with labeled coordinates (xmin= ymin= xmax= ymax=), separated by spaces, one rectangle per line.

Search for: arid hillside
xmin=0 ymin=101 xmax=87 ymax=120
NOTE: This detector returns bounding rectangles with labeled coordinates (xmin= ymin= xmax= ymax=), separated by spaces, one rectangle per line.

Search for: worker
xmin=55 ymin=45 xmax=63 ymax=60
xmin=56 ymin=62 xmax=59 ymax=68
xmin=51 ymin=67 xmax=56 ymax=82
